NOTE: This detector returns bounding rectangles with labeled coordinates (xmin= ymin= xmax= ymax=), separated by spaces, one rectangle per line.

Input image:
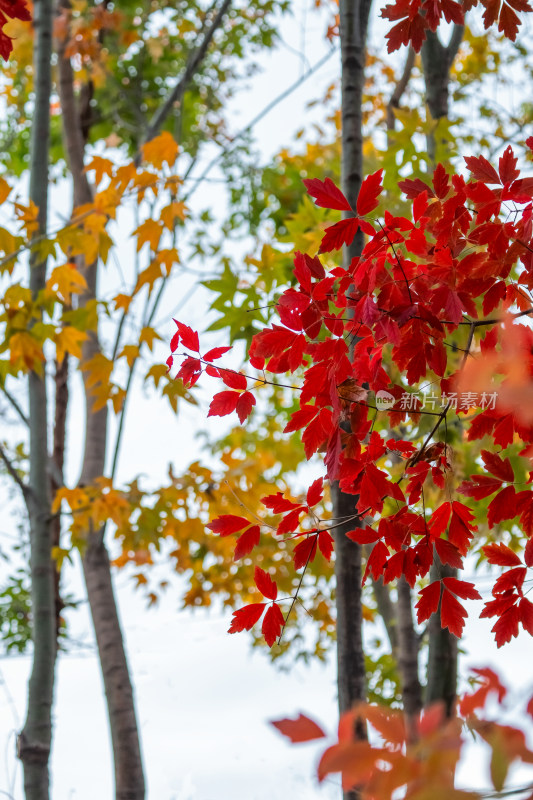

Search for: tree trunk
xmin=420 ymin=25 xmax=463 ymax=716
xmin=56 ymin=30 xmax=146 ymax=799
xmin=18 ymin=0 xmax=57 ymax=795
xmin=335 ymin=0 xmax=372 ymax=796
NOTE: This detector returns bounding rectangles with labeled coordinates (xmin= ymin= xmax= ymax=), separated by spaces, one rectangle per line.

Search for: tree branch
xmin=0 ymin=442 xmax=34 ymax=509
xmin=386 ymin=47 xmax=415 ymax=132
xmin=136 ymin=0 xmax=232 ymax=161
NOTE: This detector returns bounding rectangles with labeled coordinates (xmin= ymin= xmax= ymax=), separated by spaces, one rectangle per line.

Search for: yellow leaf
xmin=139 ymin=326 xmax=161 ymax=351
xmin=120 ymin=344 xmax=139 ymax=367
xmin=55 ymin=326 xmax=87 ymax=363
xmin=111 ymin=386 xmax=127 ymax=414
xmin=133 ymin=218 xmax=163 ymax=252
xmin=144 ymin=363 xmax=167 ymax=388
xmin=114 ymin=293 xmax=132 ymax=313
xmin=14 ymin=200 xmax=39 ymax=236
xmin=9 ymin=332 xmax=45 ymax=373
xmin=160 ymin=201 xmax=187 ymax=229
xmin=0 ymin=176 xmax=11 ymax=205
xmin=134 ymin=260 xmax=162 ymax=293
xmin=85 ymin=156 xmax=114 ymax=186
xmin=47 ymin=263 xmax=87 ymax=304
xmin=156 ymin=248 xmax=179 ymax=275
xmin=141 ymin=131 xmax=179 ymax=169
xmin=82 ymin=352 xmax=113 ymax=390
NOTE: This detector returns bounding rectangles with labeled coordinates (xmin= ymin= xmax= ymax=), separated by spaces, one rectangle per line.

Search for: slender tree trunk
xmin=335 ymin=1 xmax=372 ymax=797
xmin=420 ymin=25 xmax=463 ymax=715
xmin=18 ymin=0 xmax=57 ymax=795
xmin=56 ymin=29 xmax=146 ymax=799
xmin=396 ymin=578 xmax=422 ymax=739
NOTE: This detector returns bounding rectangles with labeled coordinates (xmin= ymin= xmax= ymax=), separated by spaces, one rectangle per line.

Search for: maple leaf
xmin=171 ymin=320 xmax=200 ymax=352
xmin=415 ymin=581 xmax=442 ymax=624
xmin=206 ymin=515 xmax=250 ymax=535
xmin=483 ymin=543 xmax=522 ymax=567
xmin=207 ymin=390 xmax=240 ymax=418
xmin=262 ymin=603 xmax=285 ymax=646
xmin=234 ymin=525 xmax=260 ymax=560
xmin=254 ymin=566 xmax=278 ymax=600
xmin=293 ymin=535 xmax=318 ymax=570
xmin=235 ymin=391 xmax=256 ymax=423
xmin=319 ymin=218 xmax=360 ymax=254
xmin=303 ymin=177 xmax=352 ymax=211
xmin=306 ymin=477 xmax=324 ymax=507
xmin=228 ymin=603 xmax=266 ymax=634
xmin=271 ymin=714 xmax=326 ymax=743
xmin=356 ymin=170 xmax=383 ymax=216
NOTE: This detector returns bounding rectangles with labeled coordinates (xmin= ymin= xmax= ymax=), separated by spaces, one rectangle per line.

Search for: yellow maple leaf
xmin=85 ymin=156 xmax=114 ymax=186
xmin=160 ymin=201 xmax=187 ymax=230
xmin=134 ymin=260 xmax=162 ymax=293
xmin=139 ymin=326 xmax=161 ymax=351
xmin=0 ymin=176 xmax=11 ymax=205
xmin=47 ymin=263 xmax=87 ymax=304
xmin=55 ymin=326 xmax=88 ymax=363
xmin=133 ymin=218 xmax=163 ymax=252
xmin=114 ymin=293 xmax=132 ymax=313
xmin=82 ymin=352 xmax=113 ymax=390
xmin=9 ymin=332 xmax=45 ymax=373
xmin=120 ymin=344 xmax=139 ymax=367
xmin=141 ymin=131 xmax=179 ymax=169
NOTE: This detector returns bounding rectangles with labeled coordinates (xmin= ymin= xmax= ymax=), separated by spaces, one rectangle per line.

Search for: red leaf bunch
xmin=171 ymin=145 xmax=533 ymax=652
xmin=0 ymin=0 xmax=31 ymax=61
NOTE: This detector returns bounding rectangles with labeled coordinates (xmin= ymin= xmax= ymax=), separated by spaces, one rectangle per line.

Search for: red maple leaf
xmin=271 ymin=714 xmax=326 ymax=743
xmin=303 ymin=177 xmax=352 ymax=211
xmin=254 ymin=566 xmax=278 ymax=600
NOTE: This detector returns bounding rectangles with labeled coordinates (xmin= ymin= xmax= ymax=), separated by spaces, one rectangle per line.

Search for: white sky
xmin=1 ymin=2 xmax=533 ymax=799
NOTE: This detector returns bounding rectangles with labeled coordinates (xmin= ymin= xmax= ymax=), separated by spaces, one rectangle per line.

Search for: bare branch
xmin=387 ymin=47 xmax=416 ymax=132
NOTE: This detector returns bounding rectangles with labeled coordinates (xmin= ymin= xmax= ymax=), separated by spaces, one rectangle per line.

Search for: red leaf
xmin=236 ymin=391 xmax=256 ymax=423
xmin=525 ymin=537 xmax=533 ymax=568
xmin=434 ymin=538 xmax=463 ymax=569
xmin=262 ymin=492 xmax=301 ymax=513
xmin=234 ymin=525 xmax=260 ymax=559
xmin=398 ymin=177 xmax=434 ymax=198
xmin=284 ymin=404 xmax=319 ymax=434
xmin=251 ymin=326 xmax=300 ymax=359
xmin=271 ymin=714 xmax=326 ymax=743
xmin=207 ymin=515 xmax=250 ymax=535
xmin=293 ymin=535 xmax=318 ymax=570
xmin=219 ymin=369 xmax=247 ymax=390
xmin=429 ymin=502 xmax=451 ymax=537
xmin=464 ymin=155 xmax=501 ymax=184
xmin=483 ymin=542 xmax=522 ymax=567
xmin=487 ymin=486 xmax=518 ymax=527
xmin=172 ymin=320 xmax=200 ymax=351
xmin=262 ymin=603 xmax=285 ymax=646
xmin=207 ymin=390 xmax=240 ymax=418
xmin=442 ymin=577 xmax=482 ymax=600
xmin=277 ymin=507 xmax=304 ymax=535
xmin=441 ymin=589 xmax=467 ymax=637
xmin=363 ymin=541 xmax=389 ymax=583
xmin=499 ymin=145 xmax=520 ymax=183
xmin=318 ymin=530 xmax=334 ymax=561
xmin=481 ymin=449 xmax=514 ymax=482
xmin=254 ymin=566 xmax=278 ymax=600
xmin=458 ymin=475 xmax=502 ymax=500
xmin=306 ymin=477 xmax=324 ymax=507
xmin=170 ymin=331 xmax=180 ymax=352
xmin=228 ymin=603 xmax=266 ymax=633
xmin=319 ymin=218 xmax=359 ymax=254
xmin=356 ymin=169 xmax=383 ymax=216
xmin=492 ymin=605 xmax=520 ymax=647
xmin=303 ymin=177 xmax=352 ymax=211
xmin=203 ymin=345 xmax=232 ymax=361
xmin=415 ymin=581 xmax=441 ymax=624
